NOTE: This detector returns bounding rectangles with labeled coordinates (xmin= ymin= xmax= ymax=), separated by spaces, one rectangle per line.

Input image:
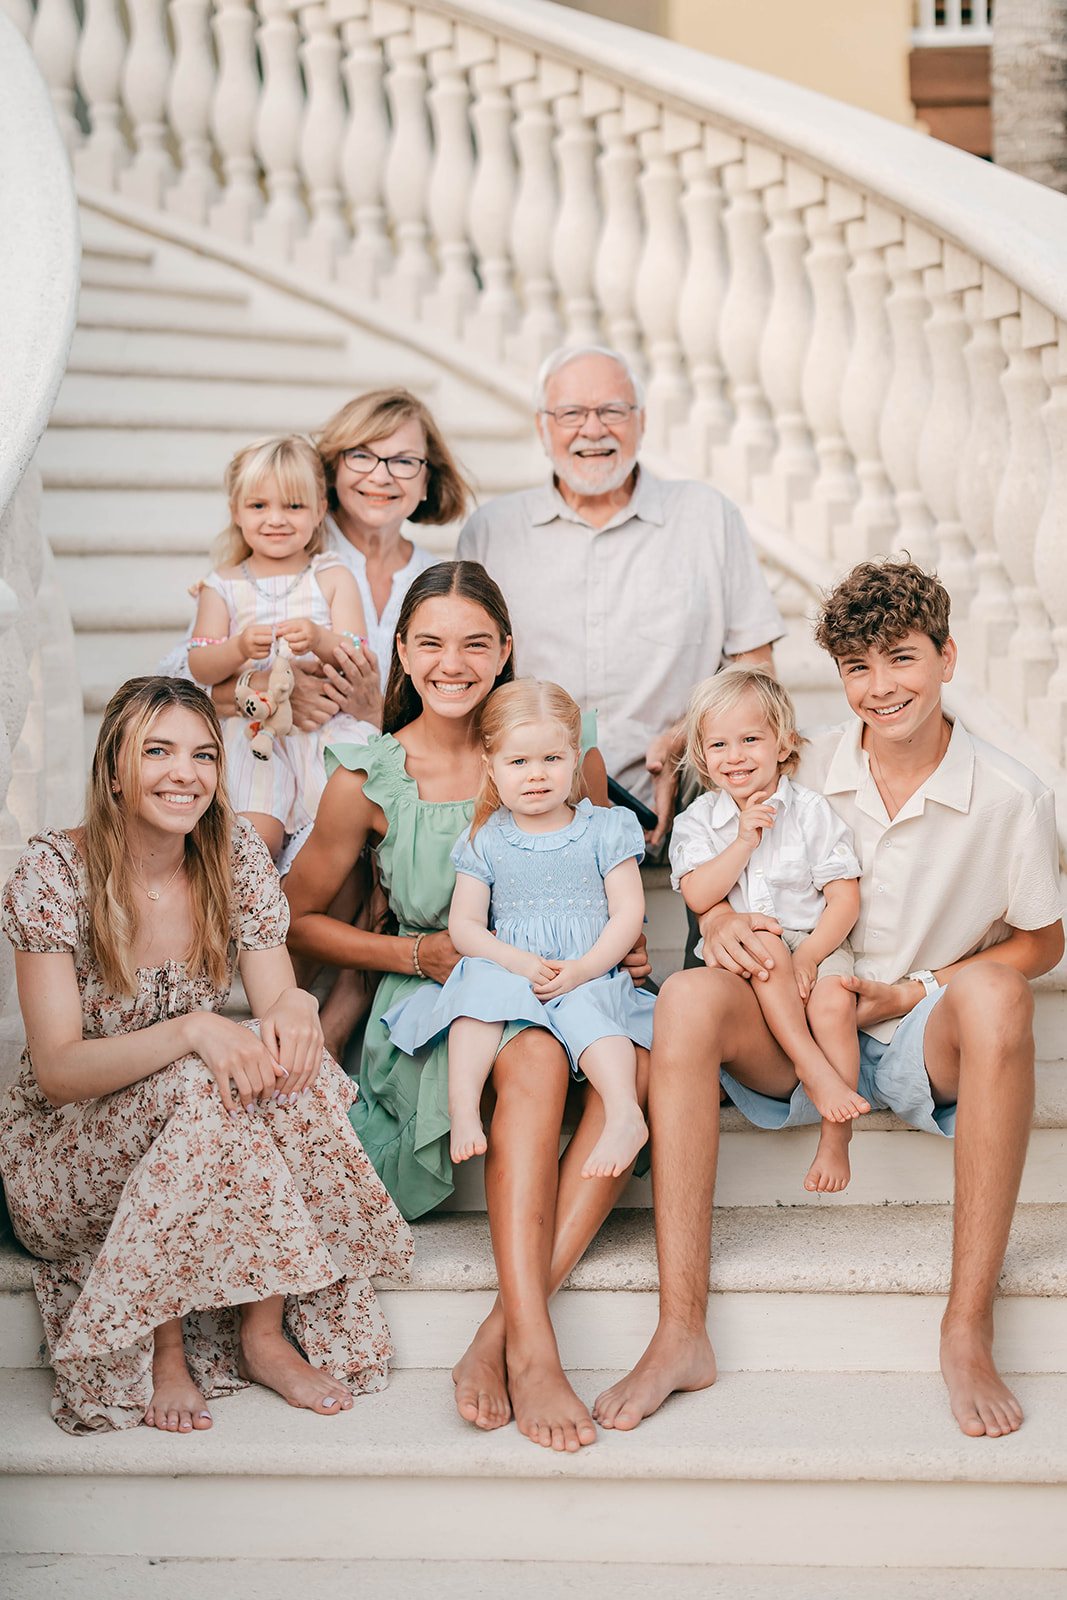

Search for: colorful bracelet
xmin=189 ymin=637 xmax=226 ymax=648
xmin=343 ymin=632 xmax=365 ymax=649
xmin=411 ymin=932 xmax=427 ymax=979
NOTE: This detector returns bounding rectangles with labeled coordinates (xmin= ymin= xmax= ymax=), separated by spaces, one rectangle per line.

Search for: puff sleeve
xmin=594 ymin=805 xmax=646 ymax=878
xmin=449 ymin=822 xmax=496 ymax=885
xmin=2 ymin=835 xmax=81 ymax=953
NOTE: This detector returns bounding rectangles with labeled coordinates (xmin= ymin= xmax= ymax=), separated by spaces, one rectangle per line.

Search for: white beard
xmin=552 ymin=445 xmax=638 ymax=497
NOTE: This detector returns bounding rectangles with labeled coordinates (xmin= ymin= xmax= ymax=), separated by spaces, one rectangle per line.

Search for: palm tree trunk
xmin=992 ymin=0 xmax=1067 ymax=190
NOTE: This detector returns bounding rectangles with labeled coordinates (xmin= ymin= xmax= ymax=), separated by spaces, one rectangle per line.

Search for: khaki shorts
xmin=781 ymin=928 xmax=854 ymax=981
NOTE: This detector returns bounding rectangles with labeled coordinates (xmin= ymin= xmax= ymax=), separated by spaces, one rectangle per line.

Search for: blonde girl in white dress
xmin=188 ymin=437 xmax=373 ymax=859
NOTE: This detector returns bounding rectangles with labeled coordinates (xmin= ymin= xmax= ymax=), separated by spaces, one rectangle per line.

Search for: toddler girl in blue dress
xmin=384 ymin=679 xmax=655 ymax=1180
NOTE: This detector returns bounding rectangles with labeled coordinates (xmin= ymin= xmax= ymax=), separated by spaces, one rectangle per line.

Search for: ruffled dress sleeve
xmin=449 ymin=822 xmax=497 ymax=885
xmin=2 ymin=833 xmax=81 ymax=953
xmin=594 ymin=805 xmax=646 ymax=877
xmin=325 ymin=732 xmax=403 ymax=815
xmin=231 ymin=816 xmax=290 ymax=949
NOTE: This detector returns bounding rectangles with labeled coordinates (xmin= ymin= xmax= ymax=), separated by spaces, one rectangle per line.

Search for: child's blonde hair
xmin=471 ymin=679 xmax=583 ymax=837
xmin=684 ymin=667 xmax=803 ymax=790
xmin=214 ymin=435 xmax=328 ymax=567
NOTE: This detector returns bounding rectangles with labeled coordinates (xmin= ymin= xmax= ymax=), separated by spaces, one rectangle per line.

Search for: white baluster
xmin=674 ymin=139 xmax=732 ymax=475
xmin=74 ymin=0 xmax=129 ymax=190
xmin=593 ymin=106 xmax=642 ymax=370
xmin=634 ymin=121 xmax=690 ymax=453
xmin=31 ymin=0 xmax=82 ymax=154
xmin=252 ymin=0 xmax=307 ymax=260
xmin=120 ymin=0 xmax=175 ymax=208
xmin=712 ymin=157 xmax=775 ymax=502
xmin=956 ymin=285 xmax=1013 ymax=673
xmin=917 ymin=265 xmax=975 ymax=610
xmin=1 ymin=0 xmax=31 ymax=36
xmin=165 ymin=0 xmax=218 ymax=222
xmin=508 ymin=71 xmax=561 ymax=368
xmin=208 ymin=0 xmax=262 ymax=242
xmin=754 ymin=179 xmax=817 ymax=526
xmin=551 ymin=85 xmax=601 ymax=347
xmin=422 ymin=44 xmax=478 ymax=340
xmin=337 ymin=15 xmax=391 ymax=295
xmin=879 ymin=243 xmax=935 ymax=567
xmin=994 ymin=315 xmax=1054 ymax=721
xmin=793 ymin=197 xmax=858 ymax=558
xmin=294 ymin=5 xmax=348 ymax=278
xmin=839 ymin=214 xmax=897 ymax=560
xmin=1028 ymin=336 xmax=1067 ymax=765
xmin=465 ymin=59 xmax=518 ymax=359
xmin=381 ymin=28 xmax=435 ymax=318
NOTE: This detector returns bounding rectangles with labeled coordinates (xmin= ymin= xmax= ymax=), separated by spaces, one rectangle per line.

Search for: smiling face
xmin=232 ymin=474 xmax=323 ymax=565
xmin=120 ymin=704 xmax=220 ymax=844
xmin=700 ymin=690 xmax=793 ymax=804
xmin=488 ymin=717 xmax=578 ymax=824
xmin=836 ymin=630 xmax=956 ymax=749
xmin=333 ymin=418 xmax=429 ymax=540
xmin=538 ymin=353 xmax=644 ymax=498
xmin=396 ymin=594 xmax=511 ymax=723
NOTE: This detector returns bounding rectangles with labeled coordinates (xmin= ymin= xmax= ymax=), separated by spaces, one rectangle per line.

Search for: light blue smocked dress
xmin=383 ymin=799 xmax=656 ymax=1072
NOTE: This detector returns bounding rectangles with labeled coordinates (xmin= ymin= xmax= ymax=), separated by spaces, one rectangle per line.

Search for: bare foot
xmin=449 ymin=1108 xmax=488 ymax=1164
xmin=144 ymin=1344 xmax=212 ymax=1433
xmin=239 ymin=1325 xmax=353 ymax=1416
xmin=940 ymin=1316 xmax=1023 ymax=1438
xmin=581 ymin=1103 xmax=649 ymax=1179
xmin=797 ymin=1057 xmax=869 ymax=1123
xmin=452 ymin=1310 xmax=511 ymax=1431
xmin=804 ymin=1120 xmax=853 ymax=1193
xmin=508 ymin=1358 xmax=597 ymax=1452
xmin=593 ymin=1323 xmax=717 ymax=1431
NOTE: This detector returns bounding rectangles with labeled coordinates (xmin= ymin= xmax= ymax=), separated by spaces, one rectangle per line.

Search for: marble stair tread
xmin=4 ymin=1204 xmax=1066 ymax=1299
xmin=4 ymin=1557 xmax=1066 ymax=1599
xmin=4 ymin=1365 xmax=1067 ymax=1484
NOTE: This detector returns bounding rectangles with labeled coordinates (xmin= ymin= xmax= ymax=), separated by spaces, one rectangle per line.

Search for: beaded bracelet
xmin=411 ymin=932 xmax=427 ymax=979
xmin=189 ymin=636 xmax=226 ymax=648
xmin=342 ymin=632 xmax=365 ymax=649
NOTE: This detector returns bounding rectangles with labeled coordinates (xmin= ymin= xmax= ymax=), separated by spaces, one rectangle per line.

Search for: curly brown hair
xmin=814 ymin=558 xmax=951 ymax=659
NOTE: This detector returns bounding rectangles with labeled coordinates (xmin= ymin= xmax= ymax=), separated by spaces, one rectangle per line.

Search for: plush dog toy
xmin=235 ymin=639 xmax=295 ymax=762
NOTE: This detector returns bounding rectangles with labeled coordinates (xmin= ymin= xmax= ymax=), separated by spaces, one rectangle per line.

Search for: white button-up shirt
xmin=798 ymin=718 xmax=1064 ymax=1041
xmin=669 ymin=775 xmax=861 ymax=958
xmin=457 ymin=468 xmax=785 ymax=804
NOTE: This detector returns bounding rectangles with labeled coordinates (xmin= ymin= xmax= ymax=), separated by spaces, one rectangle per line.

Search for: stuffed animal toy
xmin=235 ymin=639 xmax=295 ymax=761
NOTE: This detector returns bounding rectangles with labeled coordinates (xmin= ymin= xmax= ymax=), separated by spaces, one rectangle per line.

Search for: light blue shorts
xmin=721 ymin=986 xmax=955 ymax=1138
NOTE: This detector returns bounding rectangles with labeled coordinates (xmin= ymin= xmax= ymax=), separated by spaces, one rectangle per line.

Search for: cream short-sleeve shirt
xmin=798 ymin=718 xmax=1063 ymax=1041
xmin=457 ymin=467 xmax=785 ymax=805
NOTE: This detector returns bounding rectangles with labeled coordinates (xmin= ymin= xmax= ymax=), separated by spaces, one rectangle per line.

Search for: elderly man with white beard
xmin=457 ymin=346 xmax=785 ymax=847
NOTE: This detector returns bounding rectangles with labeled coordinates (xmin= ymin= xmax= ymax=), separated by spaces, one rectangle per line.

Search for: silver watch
xmin=905 ymin=969 xmax=939 ymax=999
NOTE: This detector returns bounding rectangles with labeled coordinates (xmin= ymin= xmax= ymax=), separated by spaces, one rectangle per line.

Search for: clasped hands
xmin=185 ymin=987 xmax=324 ymax=1115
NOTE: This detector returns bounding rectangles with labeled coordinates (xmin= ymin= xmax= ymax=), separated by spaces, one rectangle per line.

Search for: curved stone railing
xmin=0 ymin=17 xmax=82 ymax=1081
xmin=20 ymin=0 xmax=1067 ymax=808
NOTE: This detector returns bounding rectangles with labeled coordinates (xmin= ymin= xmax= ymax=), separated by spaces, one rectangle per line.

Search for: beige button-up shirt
xmin=798 ymin=717 xmax=1063 ymax=1041
xmin=457 ymin=468 xmax=785 ymax=805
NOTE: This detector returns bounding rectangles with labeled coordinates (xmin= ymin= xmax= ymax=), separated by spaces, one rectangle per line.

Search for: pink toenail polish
xmin=322 ymin=1397 xmax=336 ymax=1408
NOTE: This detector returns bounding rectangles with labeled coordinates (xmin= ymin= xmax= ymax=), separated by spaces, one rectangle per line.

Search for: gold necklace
xmin=135 ymin=855 xmax=186 ymax=901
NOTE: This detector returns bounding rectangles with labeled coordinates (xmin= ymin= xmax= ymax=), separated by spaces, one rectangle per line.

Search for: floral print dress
xmin=0 ymin=820 xmax=412 ymax=1435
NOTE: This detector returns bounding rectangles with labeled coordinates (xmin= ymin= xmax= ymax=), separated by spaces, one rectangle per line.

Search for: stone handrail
xmin=21 ymin=0 xmax=1067 ymax=814
xmin=913 ymin=2 xmax=993 ymax=47
xmin=0 ymin=16 xmax=83 ymax=1078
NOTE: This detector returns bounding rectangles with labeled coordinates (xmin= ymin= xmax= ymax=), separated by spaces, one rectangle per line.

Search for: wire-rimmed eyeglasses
xmin=341 ymin=447 xmax=428 ymax=479
xmin=539 ymin=404 xmax=638 ymax=428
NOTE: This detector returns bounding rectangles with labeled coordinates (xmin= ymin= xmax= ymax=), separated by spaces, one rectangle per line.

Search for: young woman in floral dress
xmin=0 ymin=676 xmax=411 ymax=1435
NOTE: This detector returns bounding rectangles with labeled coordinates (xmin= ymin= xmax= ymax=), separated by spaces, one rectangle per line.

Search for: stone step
xmin=3 ymin=1557 xmax=1066 ymax=1598
xmin=77 ymin=269 xmax=249 ymax=306
xmin=4 ymin=1207 xmax=1066 ymax=1375
xmin=66 ymin=326 xmax=368 ymax=382
xmin=3 ymin=1366 xmax=1067 ymax=1567
xmin=42 ymin=489 xmax=232 ymax=556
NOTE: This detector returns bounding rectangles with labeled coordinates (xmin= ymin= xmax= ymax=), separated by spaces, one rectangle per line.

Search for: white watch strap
xmin=906 ymin=969 xmax=939 ymax=999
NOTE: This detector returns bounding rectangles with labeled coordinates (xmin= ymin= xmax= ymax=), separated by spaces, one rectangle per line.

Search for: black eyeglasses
xmin=539 ymin=403 xmax=638 ymax=428
xmin=341 ymin=448 xmax=428 ymax=479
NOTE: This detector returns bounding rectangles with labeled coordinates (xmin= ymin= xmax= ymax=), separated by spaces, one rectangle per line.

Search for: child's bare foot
xmin=797 ymin=1057 xmax=869 ymax=1123
xmin=940 ymin=1315 xmax=1023 ymax=1438
xmin=144 ymin=1344 xmax=212 ymax=1433
xmin=804 ymin=1120 xmax=853 ymax=1192
xmin=452 ymin=1308 xmax=511 ymax=1431
xmin=449 ymin=1108 xmax=488 ymax=1164
xmin=594 ymin=1322 xmax=717 ymax=1431
xmin=580 ymin=1103 xmax=648 ymax=1179
xmin=238 ymin=1325 xmax=353 ymax=1416
xmin=508 ymin=1356 xmax=597 ymax=1451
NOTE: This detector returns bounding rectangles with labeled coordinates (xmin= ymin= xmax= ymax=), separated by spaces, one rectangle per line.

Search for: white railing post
xmin=337 ymin=12 xmax=392 ymax=295
xmin=379 ymin=16 xmax=436 ymax=317
xmin=549 ymin=66 xmax=601 ymax=349
xmin=294 ymin=3 xmax=349 ymax=278
xmin=30 ymin=0 xmax=81 ymax=155
xmin=879 ymin=229 xmax=937 ymax=568
xmin=589 ymin=84 xmax=642 ymax=376
xmin=120 ymin=0 xmax=176 ymax=209
xmin=672 ymin=130 xmax=734 ymax=476
xmin=74 ymin=0 xmax=129 ymax=190
xmin=252 ymin=0 xmax=308 ymax=259
xmin=166 ymin=0 xmax=219 ymax=223
xmin=465 ymin=46 xmax=520 ymax=360
xmin=1029 ymin=335 xmax=1067 ymax=766
xmin=918 ymin=261 xmax=977 ymax=612
xmin=208 ymin=0 xmax=263 ymax=243
xmin=422 ymin=30 xmax=479 ymax=340
xmin=634 ymin=112 xmax=691 ymax=453
xmin=507 ymin=65 xmax=562 ymax=370
xmin=713 ymin=151 xmax=775 ymax=502
xmin=753 ymin=169 xmax=818 ymax=525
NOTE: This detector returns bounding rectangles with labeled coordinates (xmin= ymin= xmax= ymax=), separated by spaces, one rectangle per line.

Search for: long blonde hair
xmin=214 ymin=435 xmax=327 ymax=567
xmin=85 ymin=678 xmax=235 ymax=996
xmin=470 ymin=679 xmax=582 ymax=837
